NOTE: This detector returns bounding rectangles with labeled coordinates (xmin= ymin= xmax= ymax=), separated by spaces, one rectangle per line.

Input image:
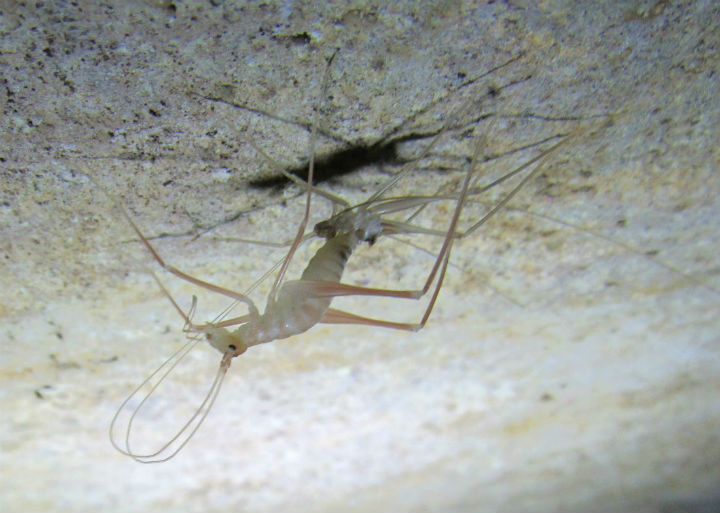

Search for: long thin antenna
xmin=110 ymin=346 xmax=234 ymax=464
xmin=269 ymin=51 xmax=338 ymax=298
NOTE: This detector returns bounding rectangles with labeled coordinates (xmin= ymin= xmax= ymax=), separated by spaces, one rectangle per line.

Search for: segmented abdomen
xmin=241 ymin=232 xmax=359 ymax=345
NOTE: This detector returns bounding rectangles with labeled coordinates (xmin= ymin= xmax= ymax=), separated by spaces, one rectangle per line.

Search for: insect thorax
xmin=314 ymin=205 xmax=383 ymax=245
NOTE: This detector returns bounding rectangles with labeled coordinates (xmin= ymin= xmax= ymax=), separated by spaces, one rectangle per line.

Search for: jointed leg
xmin=321 ymin=308 xmax=420 ymax=332
xmin=122 ymin=211 xmax=260 ymax=319
xmin=296 ymin=157 xmax=464 ymax=331
xmin=269 ymin=52 xmax=337 ymax=298
xmin=296 ymin=280 xmax=422 ymax=299
xmin=88 ymin=171 xmax=262 ymax=320
xmin=305 ymin=127 xmax=565 ymax=331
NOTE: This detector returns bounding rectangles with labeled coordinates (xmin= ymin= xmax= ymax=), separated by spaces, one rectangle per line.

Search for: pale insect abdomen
xmin=238 ymin=231 xmax=361 ymax=345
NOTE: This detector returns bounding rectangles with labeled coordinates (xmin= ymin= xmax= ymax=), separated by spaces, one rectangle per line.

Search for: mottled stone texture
xmin=1 ymin=1 xmax=719 ymax=512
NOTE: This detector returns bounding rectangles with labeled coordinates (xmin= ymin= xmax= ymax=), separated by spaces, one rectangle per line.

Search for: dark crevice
xmin=196 ymin=54 xmax=530 ymax=193
xmin=250 ymin=141 xmax=396 ymax=189
xmin=248 ymin=130 xmax=446 ymax=189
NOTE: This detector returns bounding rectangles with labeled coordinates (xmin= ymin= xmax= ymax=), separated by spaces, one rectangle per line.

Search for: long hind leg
xmin=88 ymin=172 xmax=262 ymax=320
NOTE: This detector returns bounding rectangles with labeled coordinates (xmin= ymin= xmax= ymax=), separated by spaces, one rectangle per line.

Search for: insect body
xmin=209 ymin=204 xmax=393 ymax=355
xmin=108 ymin=55 xmax=572 ymax=463
xmin=109 ymin=174 xmax=466 ymax=462
xmin=108 ymin=118 xmax=574 ymax=463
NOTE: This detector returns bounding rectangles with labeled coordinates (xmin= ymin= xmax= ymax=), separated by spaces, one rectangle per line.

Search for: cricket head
xmin=314 ymin=205 xmax=383 ymax=244
xmin=203 ymin=326 xmax=247 ymax=358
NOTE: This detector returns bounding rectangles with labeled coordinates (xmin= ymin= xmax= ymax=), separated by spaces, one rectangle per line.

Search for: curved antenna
xmin=513 ymin=207 xmax=720 ymax=296
xmin=109 ymin=339 xmax=234 ymax=463
xmin=366 ymin=55 xmax=527 ymax=205
xmin=109 ymin=337 xmax=198 ymax=456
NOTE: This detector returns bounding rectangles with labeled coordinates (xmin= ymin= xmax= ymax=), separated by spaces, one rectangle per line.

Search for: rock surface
xmin=1 ymin=1 xmax=719 ymax=512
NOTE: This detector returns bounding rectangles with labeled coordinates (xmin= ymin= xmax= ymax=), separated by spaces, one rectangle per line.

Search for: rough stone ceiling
xmin=1 ymin=1 xmax=719 ymax=512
